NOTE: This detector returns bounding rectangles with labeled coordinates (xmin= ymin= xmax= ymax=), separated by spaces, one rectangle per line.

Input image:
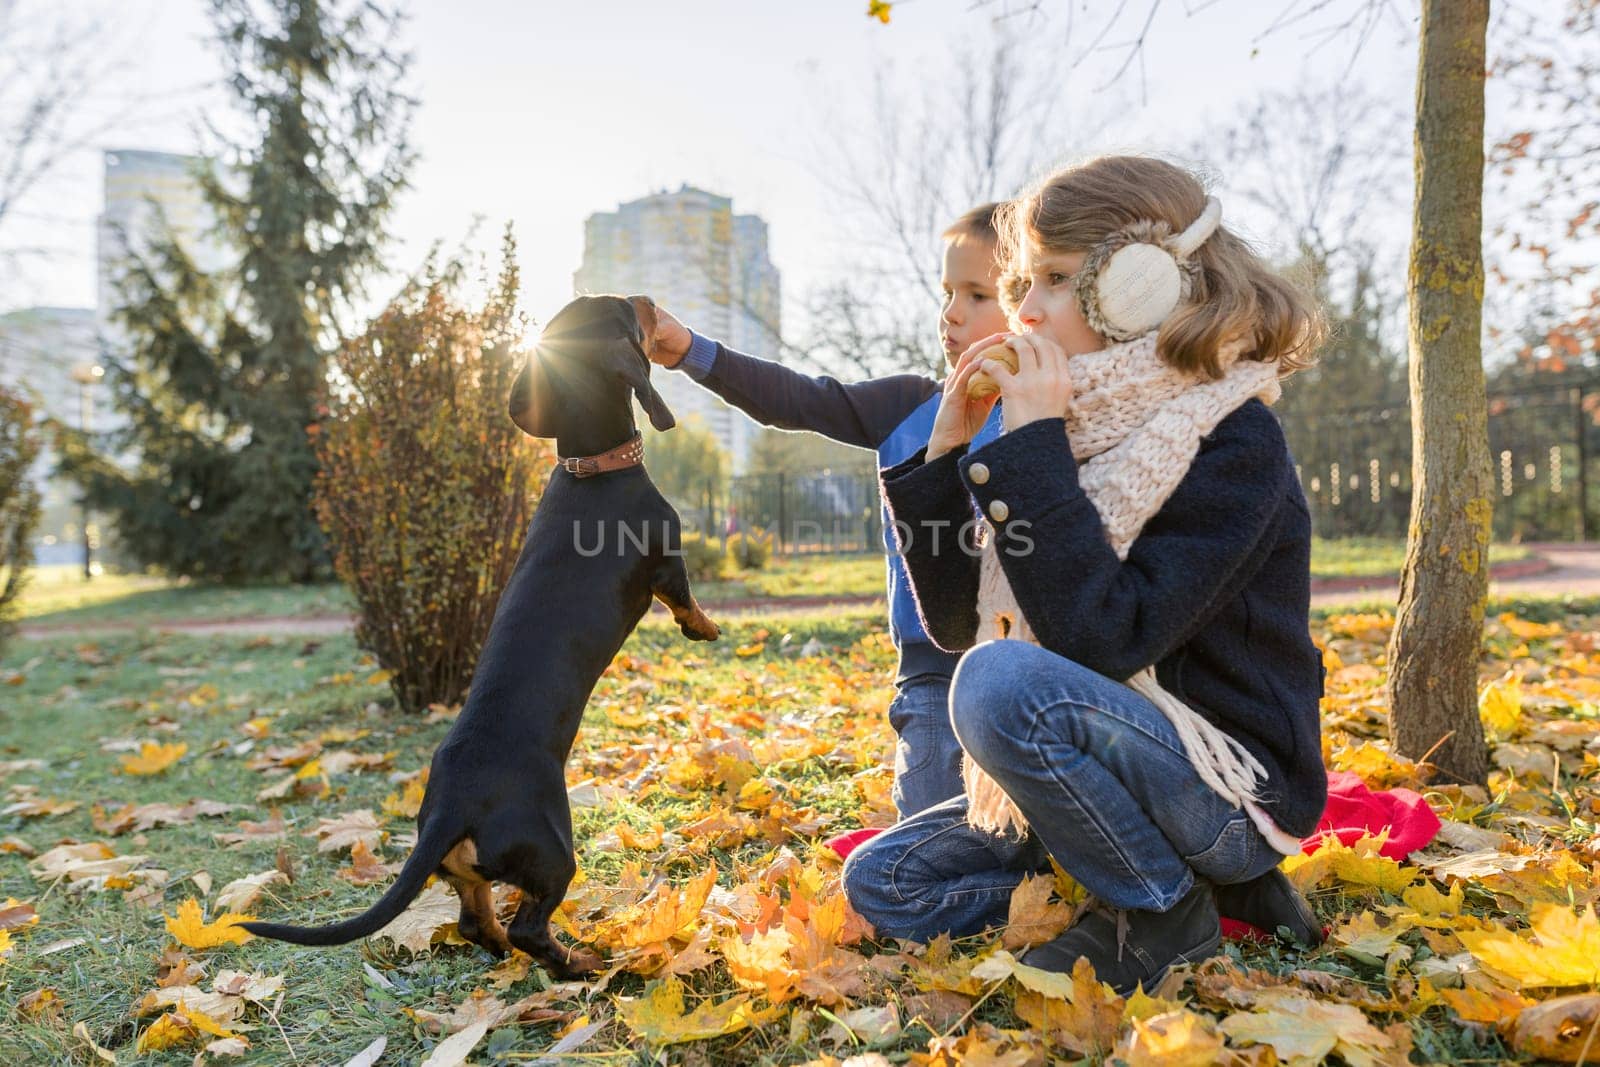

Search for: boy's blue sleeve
xmin=879 ymin=444 xmax=983 ymax=652
xmin=668 ymin=330 xmax=940 ymax=450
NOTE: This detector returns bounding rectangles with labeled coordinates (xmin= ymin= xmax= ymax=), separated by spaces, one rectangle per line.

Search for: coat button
xmin=988 ymin=499 xmax=1009 ymax=522
xmin=967 ymin=462 xmax=990 ymax=485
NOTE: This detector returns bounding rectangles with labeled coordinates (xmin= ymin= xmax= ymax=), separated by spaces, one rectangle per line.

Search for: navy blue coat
xmin=879 ymin=401 xmax=1328 ymax=836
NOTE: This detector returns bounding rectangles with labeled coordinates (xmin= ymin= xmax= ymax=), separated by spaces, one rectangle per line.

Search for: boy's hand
xmin=927 ymin=334 xmax=1008 ymax=461
xmin=647 ymin=304 xmax=692 ymax=367
xmin=995 ymin=333 xmax=1075 ymax=432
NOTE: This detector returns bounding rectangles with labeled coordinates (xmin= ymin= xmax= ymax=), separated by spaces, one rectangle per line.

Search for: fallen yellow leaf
xmin=163 ymin=898 xmax=255 ymax=949
xmin=616 ymin=976 xmax=782 ymax=1045
xmin=119 ymin=741 xmax=188 ymax=776
xmin=1460 ymin=904 xmax=1600 ymax=989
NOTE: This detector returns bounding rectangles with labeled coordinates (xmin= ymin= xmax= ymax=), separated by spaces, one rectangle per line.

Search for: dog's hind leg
xmin=651 ymin=557 xmax=720 ymax=641
xmin=441 ymin=840 xmax=513 ymax=958
xmin=507 ymin=891 xmax=601 ymax=979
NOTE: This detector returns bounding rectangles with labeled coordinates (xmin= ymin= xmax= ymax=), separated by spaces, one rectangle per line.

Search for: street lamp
xmin=69 ymin=363 xmax=104 ymax=580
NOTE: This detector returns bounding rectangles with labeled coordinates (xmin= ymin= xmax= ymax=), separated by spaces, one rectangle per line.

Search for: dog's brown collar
xmin=559 ymin=432 xmax=644 ymax=478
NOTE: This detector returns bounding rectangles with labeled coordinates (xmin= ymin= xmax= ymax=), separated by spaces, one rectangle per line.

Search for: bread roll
xmin=965 ymin=343 xmax=1019 ymax=399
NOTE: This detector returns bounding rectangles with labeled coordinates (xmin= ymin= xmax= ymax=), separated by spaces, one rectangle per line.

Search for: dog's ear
xmin=617 ymin=346 xmax=675 ymax=431
xmin=508 ymin=350 xmax=544 ymax=436
xmin=627 ymin=295 xmax=659 ymax=359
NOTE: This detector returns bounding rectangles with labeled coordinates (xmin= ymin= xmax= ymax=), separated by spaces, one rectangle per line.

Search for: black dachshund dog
xmin=242 ymin=295 xmax=720 ymax=976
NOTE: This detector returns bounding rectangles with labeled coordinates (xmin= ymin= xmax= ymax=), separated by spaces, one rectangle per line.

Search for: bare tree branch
xmin=0 ymin=1 xmax=182 ymax=284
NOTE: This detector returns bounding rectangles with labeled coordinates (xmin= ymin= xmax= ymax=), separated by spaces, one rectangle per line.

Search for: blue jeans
xmin=888 ymin=673 xmax=963 ymax=818
xmin=845 ymin=640 xmax=1280 ymax=943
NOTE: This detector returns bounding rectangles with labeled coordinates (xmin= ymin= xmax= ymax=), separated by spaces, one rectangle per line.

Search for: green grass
xmin=14 ymin=557 xmax=886 ymax=631
xmin=0 ymin=606 xmax=895 ymax=1064
xmin=1309 ymin=536 xmax=1532 ymax=580
xmin=693 ymin=554 xmax=885 ymax=601
xmin=13 ymin=540 xmax=1557 ymax=635
xmin=14 ymin=564 xmax=352 ymax=628
xmin=5 ymin=590 xmax=1600 ymax=1062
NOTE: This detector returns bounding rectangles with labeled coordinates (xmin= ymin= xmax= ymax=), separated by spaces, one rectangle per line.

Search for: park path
xmin=15 ymin=544 xmax=1600 ymax=641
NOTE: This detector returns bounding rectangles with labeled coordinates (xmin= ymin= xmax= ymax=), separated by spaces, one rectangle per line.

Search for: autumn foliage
xmin=0 ymin=386 xmax=43 ymax=653
xmin=311 ymin=235 xmax=555 ymax=713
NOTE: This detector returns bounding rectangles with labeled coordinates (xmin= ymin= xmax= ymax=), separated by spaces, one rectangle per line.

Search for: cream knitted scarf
xmin=964 ymin=330 xmax=1283 ymax=836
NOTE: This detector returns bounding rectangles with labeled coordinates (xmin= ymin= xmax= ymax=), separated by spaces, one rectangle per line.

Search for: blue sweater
xmin=676 ymin=331 xmax=1001 ymax=681
xmin=879 ymin=402 xmax=1328 ymax=835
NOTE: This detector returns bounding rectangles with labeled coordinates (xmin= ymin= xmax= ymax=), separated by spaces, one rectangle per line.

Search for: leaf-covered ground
xmin=2 ymin=598 xmax=1599 ymax=1065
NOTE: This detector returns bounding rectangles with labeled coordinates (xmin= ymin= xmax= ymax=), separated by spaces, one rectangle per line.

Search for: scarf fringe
xmin=960 ymin=332 xmax=1281 ymax=837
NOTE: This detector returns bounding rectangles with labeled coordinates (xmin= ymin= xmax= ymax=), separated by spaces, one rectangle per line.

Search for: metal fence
xmin=679 ymin=470 xmax=885 ymax=554
xmin=1288 ymin=381 xmax=1599 ymax=542
xmin=675 ymin=381 xmax=1600 ymax=554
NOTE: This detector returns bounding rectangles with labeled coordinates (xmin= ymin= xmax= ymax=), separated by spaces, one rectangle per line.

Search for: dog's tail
xmin=238 ymin=812 xmax=463 ymax=946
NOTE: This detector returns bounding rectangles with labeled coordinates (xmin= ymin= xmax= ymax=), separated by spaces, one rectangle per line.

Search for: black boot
xmin=1212 ymin=868 xmax=1323 ymax=947
xmin=1017 ymin=882 xmax=1220 ymax=996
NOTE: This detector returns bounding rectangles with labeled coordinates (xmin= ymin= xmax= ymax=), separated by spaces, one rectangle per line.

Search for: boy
xmin=645 ymin=204 xmax=1009 ymax=818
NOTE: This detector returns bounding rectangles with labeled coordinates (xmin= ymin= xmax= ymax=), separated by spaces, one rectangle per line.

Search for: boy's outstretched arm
xmin=648 ymin=304 xmax=939 ymax=451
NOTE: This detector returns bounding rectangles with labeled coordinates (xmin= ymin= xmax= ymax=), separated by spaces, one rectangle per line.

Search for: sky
xmin=5 ymin=0 xmax=1433 ymax=336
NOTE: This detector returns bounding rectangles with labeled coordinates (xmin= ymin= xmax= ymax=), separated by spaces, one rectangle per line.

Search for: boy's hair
xmin=996 ymin=156 xmax=1324 ymax=378
xmin=941 ymin=202 xmax=1002 ymax=246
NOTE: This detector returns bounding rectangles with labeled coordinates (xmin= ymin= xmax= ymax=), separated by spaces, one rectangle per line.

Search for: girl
xmin=841 ymin=156 xmax=1329 ymax=994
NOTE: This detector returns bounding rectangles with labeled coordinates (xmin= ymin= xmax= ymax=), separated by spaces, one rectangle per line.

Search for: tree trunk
xmin=1385 ymin=0 xmax=1492 ymax=786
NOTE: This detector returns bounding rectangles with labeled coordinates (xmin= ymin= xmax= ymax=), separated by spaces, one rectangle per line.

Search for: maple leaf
xmin=213 ymin=811 xmax=287 ymax=847
xmin=616 ymin=975 xmax=782 ymax=1045
xmin=0 ymin=897 xmax=38 ymax=932
xmin=164 ymin=898 xmax=255 ymax=949
xmin=93 ymin=798 xmax=243 ymax=835
xmin=136 ymin=1007 xmax=239 ymax=1053
xmin=382 ymin=771 xmax=427 ymax=818
xmin=17 ymin=987 xmax=61 ymax=1022
xmin=215 ymin=870 xmax=289 ymax=913
xmin=1479 ymin=675 xmax=1526 ymax=740
xmin=339 ymin=839 xmax=401 ymax=885
xmin=305 ymin=809 xmax=385 ymax=854
xmin=137 ymin=983 xmax=247 ymax=1024
xmin=1331 ymin=911 xmax=1413 ymax=967
xmin=1002 ymin=872 xmax=1075 ymax=949
xmin=867 ymin=0 xmax=893 ymax=24
xmin=722 ymin=927 xmax=798 ymax=1003
xmin=1115 ymin=1009 xmax=1225 ymax=1067
xmin=976 ymin=952 xmax=1123 ymax=1055
xmin=1220 ymin=991 xmax=1403 ymax=1066
xmin=375 ymin=880 xmax=461 ymax=953
xmin=409 ymin=989 xmax=523 ymax=1034
xmin=1459 ymin=904 xmax=1600 ymax=988
xmin=1508 ymin=992 xmax=1600 ymax=1062
xmin=29 ymin=841 xmax=162 ymax=894
xmin=212 ymin=969 xmax=285 ymax=1004
xmin=418 ymin=1020 xmax=488 ymax=1067
xmin=1440 ymin=985 xmax=1535 ymax=1027
xmin=602 ymin=866 xmax=717 ymax=951
xmin=120 ymin=741 xmax=188 ymax=776
xmin=1283 ymin=833 xmax=1418 ymax=894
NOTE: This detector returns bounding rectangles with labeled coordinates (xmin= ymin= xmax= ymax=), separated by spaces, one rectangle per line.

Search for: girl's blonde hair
xmin=996 ymin=156 xmax=1325 ymax=378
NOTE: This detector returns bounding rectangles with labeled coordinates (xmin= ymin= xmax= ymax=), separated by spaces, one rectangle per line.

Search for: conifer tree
xmin=59 ymin=0 xmax=413 ymax=582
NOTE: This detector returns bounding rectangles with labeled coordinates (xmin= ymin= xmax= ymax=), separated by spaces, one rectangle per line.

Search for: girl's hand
xmin=995 ymin=332 xmax=1074 ymax=432
xmin=927 ymin=333 xmax=1009 ymax=461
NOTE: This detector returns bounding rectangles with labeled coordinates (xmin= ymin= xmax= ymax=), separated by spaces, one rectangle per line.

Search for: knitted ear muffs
xmin=1075 ymin=197 xmax=1223 ymax=342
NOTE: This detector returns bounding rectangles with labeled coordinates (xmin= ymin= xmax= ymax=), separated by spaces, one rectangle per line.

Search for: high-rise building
xmin=0 ymin=151 xmax=224 ymax=566
xmin=97 ymin=149 xmax=224 ymax=337
xmin=574 ymin=185 xmax=781 ymax=474
xmin=0 ymin=307 xmax=100 ymax=563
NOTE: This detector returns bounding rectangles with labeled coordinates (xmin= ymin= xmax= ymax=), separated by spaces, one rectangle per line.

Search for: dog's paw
xmin=551 ymin=946 xmax=605 ymax=980
xmin=682 ymin=612 xmax=720 ymax=642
